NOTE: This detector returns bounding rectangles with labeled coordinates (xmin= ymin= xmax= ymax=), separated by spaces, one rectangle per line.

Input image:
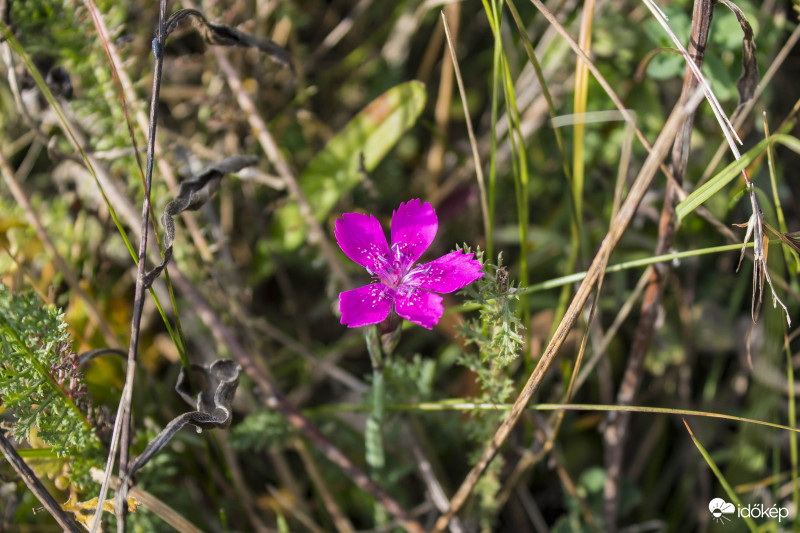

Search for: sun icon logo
xmin=708 ymin=498 xmax=735 ymax=524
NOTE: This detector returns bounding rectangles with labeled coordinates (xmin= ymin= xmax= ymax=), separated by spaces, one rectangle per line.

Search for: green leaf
xmin=274 ymin=81 xmax=427 ymax=250
xmin=676 ymin=134 xmax=800 ymax=221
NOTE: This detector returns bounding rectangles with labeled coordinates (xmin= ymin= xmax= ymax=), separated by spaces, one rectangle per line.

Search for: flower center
xmin=375 ymin=244 xmax=422 ymax=289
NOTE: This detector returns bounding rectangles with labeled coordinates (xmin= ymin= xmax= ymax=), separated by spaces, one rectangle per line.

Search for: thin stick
xmin=89 ymin=468 xmax=203 ymax=533
xmin=92 ymin=3 xmax=168 ymax=533
xmin=427 ymin=3 xmax=458 ymax=186
xmin=191 ymin=14 xmax=351 ymax=289
xmin=294 ymin=439 xmax=355 ymax=533
xmin=169 ymin=272 xmax=425 ymax=533
xmin=0 ymin=432 xmax=81 ymax=533
xmin=441 ymin=11 xmax=490 ymax=249
xmin=603 ymin=3 xmax=712 ymax=529
xmin=432 ymin=88 xmax=706 ymax=533
xmin=83 ymin=0 xmax=215 ymax=265
xmin=116 ymin=4 xmax=167 ymax=530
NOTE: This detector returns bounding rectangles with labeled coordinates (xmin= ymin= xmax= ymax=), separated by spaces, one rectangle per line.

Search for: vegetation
xmin=1 ymin=0 xmax=799 ymax=531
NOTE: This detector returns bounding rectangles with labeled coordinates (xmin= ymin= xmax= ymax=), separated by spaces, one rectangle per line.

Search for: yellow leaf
xmin=62 ymin=492 xmax=140 ymax=530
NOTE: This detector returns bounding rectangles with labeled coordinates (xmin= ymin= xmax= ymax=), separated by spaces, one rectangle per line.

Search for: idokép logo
xmin=708 ymin=498 xmax=735 ymax=524
xmin=708 ymin=498 xmax=789 ymax=525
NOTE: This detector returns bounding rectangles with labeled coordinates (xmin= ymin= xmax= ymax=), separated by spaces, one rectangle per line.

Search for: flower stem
xmin=364 ymin=325 xmax=390 ymax=527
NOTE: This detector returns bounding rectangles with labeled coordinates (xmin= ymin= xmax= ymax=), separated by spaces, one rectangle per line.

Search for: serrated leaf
xmin=274 ymin=81 xmax=427 ymax=250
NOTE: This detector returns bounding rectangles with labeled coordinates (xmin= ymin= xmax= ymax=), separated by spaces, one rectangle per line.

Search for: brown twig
xmin=185 ymin=2 xmax=351 ymax=290
xmin=431 ymin=88 xmax=706 ymax=533
xmin=217 ymin=436 xmax=272 ymax=533
xmin=0 ymin=431 xmax=82 ymax=533
xmin=94 ymin=3 xmax=168 ymax=533
xmin=169 ymin=271 xmax=425 ymax=533
xmin=441 ymin=11 xmax=490 ymax=254
xmin=426 ymin=4 xmax=458 ymax=187
xmin=602 ymin=2 xmax=713 ymax=530
xmin=294 ymin=439 xmax=355 ymax=533
xmin=83 ymin=0 xmax=217 ymax=266
xmin=89 ymin=468 xmax=203 ymax=533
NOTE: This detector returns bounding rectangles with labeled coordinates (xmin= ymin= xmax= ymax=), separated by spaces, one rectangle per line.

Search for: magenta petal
xmin=339 ymin=284 xmax=394 ymax=327
xmin=390 ymin=199 xmax=437 ymax=266
xmin=394 ymin=286 xmax=443 ymax=329
xmin=405 ymin=251 xmax=484 ymax=293
xmin=335 ymin=213 xmax=391 ymax=275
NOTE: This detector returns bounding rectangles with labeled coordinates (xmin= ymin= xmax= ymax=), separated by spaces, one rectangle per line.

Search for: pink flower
xmin=335 ymin=199 xmax=484 ymax=329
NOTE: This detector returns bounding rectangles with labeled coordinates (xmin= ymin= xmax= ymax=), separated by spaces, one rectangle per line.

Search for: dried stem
xmin=169 ymin=272 xmax=425 ymax=533
xmin=180 ymin=0 xmax=350 ymax=290
xmin=441 ymin=11 xmax=490 ymax=252
xmin=83 ymin=0 xmax=216 ymax=265
xmin=91 ymin=3 xmax=168 ymax=533
xmin=89 ymin=468 xmax=203 ymax=533
xmin=0 ymin=431 xmax=82 ymax=533
xmin=432 ymin=88 xmax=706 ymax=533
xmin=602 ymin=3 xmax=713 ymax=530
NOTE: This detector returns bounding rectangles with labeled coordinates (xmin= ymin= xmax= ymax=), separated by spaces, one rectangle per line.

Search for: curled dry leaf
xmin=717 ymin=0 xmax=758 ymax=113
xmin=164 ymin=8 xmax=292 ymax=70
xmin=124 ymin=359 xmax=241 ymax=482
xmin=174 ymin=359 xmax=242 ymax=430
xmin=142 ymin=155 xmax=258 ymax=287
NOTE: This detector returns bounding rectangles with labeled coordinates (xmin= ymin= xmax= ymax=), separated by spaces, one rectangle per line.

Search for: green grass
xmin=1 ymin=0 xmax=799 ymax=531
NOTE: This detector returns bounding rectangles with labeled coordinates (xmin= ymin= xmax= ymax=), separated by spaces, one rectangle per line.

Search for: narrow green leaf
xmin=676 ymin=133 xmax=800 ymax=221
xmin=683 ymin=420 xmax=758 ymax=532
xmin=275 ymin=81 xmax=427 ymax=250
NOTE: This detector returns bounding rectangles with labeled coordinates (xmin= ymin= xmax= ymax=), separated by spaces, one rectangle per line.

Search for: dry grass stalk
xmin=432 ymin=88 xmax=706 ymax=532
